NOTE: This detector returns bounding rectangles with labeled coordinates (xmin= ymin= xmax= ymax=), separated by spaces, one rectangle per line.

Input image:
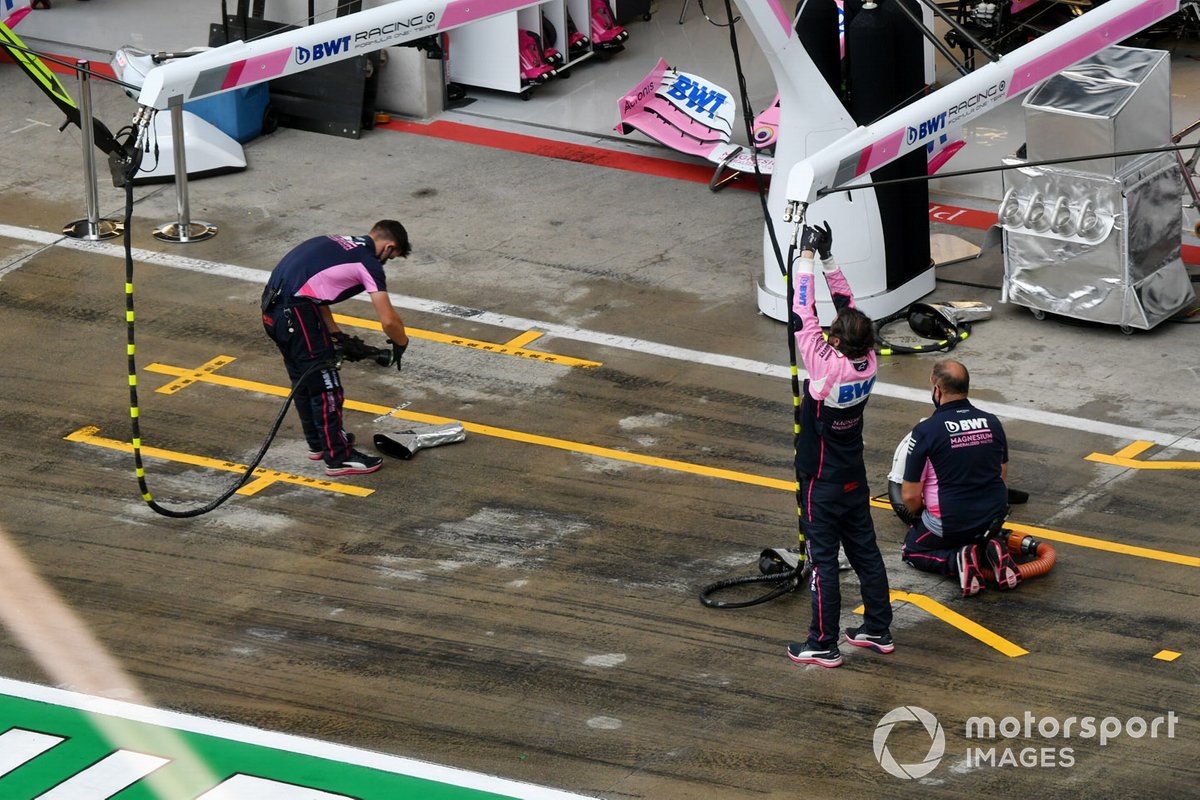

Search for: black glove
xmin=328 ymin=331 xmax=374 ymax=362
xmin=330 ymin=331 xmax=347 ymax=362
xmin=799 ymin=221 xmax=833 ymax=260
xmin=386 ymin=339 xmax=407 ymax=372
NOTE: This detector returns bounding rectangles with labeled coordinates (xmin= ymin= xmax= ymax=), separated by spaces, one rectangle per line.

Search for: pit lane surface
xmin=0 ymin=71 xmax=1197 ymax=798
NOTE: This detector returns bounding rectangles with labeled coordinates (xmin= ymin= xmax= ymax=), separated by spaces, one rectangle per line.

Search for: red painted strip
xmin=376 ymin=118 xmax=761 ymax=191
xmin=220 ymin=61 xmax=246 ymax=91
xmin=3 ymin=49 xmax=117 ymax=79
xmin=927 ymin=203 xmax=996 ymax=231
xmin=855 ymin=144 xmax=873 ymax=178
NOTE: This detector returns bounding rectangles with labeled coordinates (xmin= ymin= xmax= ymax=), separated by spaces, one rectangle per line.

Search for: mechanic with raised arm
xmin=261 ymin=220 xmax=411 ymax=476
xmin=786 ymin=222 xmax=894 ymax=670
xmin=899 ymin=359 xmax=1021 ymax=596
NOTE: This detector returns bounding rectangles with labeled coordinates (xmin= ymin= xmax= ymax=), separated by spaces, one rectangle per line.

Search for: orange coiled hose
xmin=980 ymin=531 xmax=1057 ymax=582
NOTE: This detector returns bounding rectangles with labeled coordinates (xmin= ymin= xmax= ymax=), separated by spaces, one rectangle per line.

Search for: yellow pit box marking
xmin=1087 ymin=440 xmax=1200 ymax=470
xmin=857 ymin=590 xmax=1028 ymax=658
xmin=64 ymin=426 xmax=373 ymax=498
xmin=333 ymin=313 xmax=601 ymax=368
xmin=143 ymin=360 xmax=1200 ymax=568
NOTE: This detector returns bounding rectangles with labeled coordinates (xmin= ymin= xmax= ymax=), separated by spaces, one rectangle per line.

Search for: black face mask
xmin=931 ymin=388 xmax=941 ymax=408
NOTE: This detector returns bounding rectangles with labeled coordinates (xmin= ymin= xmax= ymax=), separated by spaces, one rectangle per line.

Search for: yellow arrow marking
xmin=142 ymin=360 xmax=1200 ymax=567
xmin=64 ymin=426 xmax=373 ymax=498
xmin=856 ymin=589 xmax=1028 ymax=657
xmin=154 ymin=355 xmax=237 ymax=395
xmin=332 ymin=314 xmax=600 ymax=368
xmin=1087 ymin=440 xmax=1200 ymax=470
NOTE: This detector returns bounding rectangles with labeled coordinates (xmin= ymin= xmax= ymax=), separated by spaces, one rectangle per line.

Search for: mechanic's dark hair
xmin=372 ymin=219 xmax=411 ymax=258
xmin=830 ymin=307 xmax=874 ymax=360
xmin=933 ymin=359 xmax=970 ymax=395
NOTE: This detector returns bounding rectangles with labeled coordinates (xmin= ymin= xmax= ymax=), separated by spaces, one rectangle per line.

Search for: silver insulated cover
xmin=1022 ymin=46 xmax=1170 ymax=175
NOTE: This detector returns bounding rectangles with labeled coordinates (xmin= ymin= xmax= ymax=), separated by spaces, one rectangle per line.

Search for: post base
xmin=152 ymin=221 xmax=218 ymax=243
xmin=63 ymin=219 xmax=123 ymax=241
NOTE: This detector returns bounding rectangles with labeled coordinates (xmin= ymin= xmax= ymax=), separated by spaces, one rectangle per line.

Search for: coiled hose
xmin=983 ymin=529 xmax=1057 ymax=581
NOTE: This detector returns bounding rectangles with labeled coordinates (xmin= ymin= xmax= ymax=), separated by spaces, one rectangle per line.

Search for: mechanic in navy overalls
xmin=261 ymin=220 xmax=411 ymax=477
xmin=785 ymin=222 xmax=894 ymax=670
xmin=899 ymin=359 xmax=1022 ymax=596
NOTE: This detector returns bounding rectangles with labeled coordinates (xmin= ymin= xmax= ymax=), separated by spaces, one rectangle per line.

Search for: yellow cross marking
xmin=63 ymin=426 xmax=373 ymax=498
xmin=154 ymin=355 xmax=237 ymax=395
xmin=332 ymin=313 xmax=601 ymax=368
xmin=1087 ymin=440 xmax=1200 ymax=470
xmin=857 ymin=589 xmax=1028 ymax=657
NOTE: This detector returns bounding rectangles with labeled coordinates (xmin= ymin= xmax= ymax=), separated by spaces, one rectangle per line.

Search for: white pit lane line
xmin=2 ymin=221 xmax=1198 ymax=453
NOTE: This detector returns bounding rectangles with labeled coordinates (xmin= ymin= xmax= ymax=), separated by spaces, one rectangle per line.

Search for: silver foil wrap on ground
xmin=374 ymin=423 xmax=466 ymax=460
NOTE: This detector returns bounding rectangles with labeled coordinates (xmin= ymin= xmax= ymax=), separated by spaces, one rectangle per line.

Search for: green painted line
xmin=0 ymin=678 xmax=592 ymax=800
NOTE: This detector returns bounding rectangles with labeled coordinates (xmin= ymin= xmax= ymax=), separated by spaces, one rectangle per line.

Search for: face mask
xmin=931 ymin=389 xmax=941 ymax=408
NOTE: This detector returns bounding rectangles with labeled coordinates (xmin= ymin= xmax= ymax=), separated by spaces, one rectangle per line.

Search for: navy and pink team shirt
xmin=903 ymin=398 xmax=1009 ymax=535
xmin=268 ymin=235 xmax=388 ymax=305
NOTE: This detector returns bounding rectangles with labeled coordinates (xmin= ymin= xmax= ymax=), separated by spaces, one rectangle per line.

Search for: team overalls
xmin=793 ymin=265 xmax=892 ymax=648
xmin=900 ymin=398 xmax=1009 ymax=575
xmin=261 ymin=235 xmax=388 ymax=462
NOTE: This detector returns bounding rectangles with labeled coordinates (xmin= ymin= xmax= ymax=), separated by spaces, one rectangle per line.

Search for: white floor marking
xmin=2 ymin=222 xmax=1198 ymax=452
xmin=0 ymin=678 xmax=594 ymax=800
xmin=197 ymin=775 xmax=353 ymax=800
xmin=36 ymin=750 xmax=170 ymax=800
xmin=0 ymin=729 xmax=64 ymax=778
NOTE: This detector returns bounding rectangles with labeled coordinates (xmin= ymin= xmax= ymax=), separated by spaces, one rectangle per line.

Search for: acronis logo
xmin=906 ymin=111 xmax=947 ymax=145
xmin=295 ymin=35 xmax=351 ymax=64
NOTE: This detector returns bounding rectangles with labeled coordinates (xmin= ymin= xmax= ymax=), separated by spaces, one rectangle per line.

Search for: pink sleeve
xmin=823 ymin=267 xmax=857 ymax=310
xmin=792 ymin=271 xmax=824 ymax=365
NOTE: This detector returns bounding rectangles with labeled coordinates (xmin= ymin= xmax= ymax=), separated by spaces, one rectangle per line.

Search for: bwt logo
xmin=906 ymin=112 xmax=947 ymax=145
xmin=874 ymin=706 xmax=945 ymax=779
xmin=295 ymin=35 xmax=351 ymax=64
xmin=944 ymin=417 xmax=989 ymax=433
xmin=836 ymin=376 xmax=875 ymax=405
xmin=664 ymin=75 xmax=727 ymax=119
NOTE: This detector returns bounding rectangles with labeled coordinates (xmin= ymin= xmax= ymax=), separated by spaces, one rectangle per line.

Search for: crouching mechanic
xmin=900 ymin=359 xmax=1022 ymax=596
xmin=785 ymin=222 xmax=894 ymax=670
xmin=261 ymin=220 xmax=411 ymax=476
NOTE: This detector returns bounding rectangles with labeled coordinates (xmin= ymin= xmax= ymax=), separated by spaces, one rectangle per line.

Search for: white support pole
xmin=63 ymin=59 xmax=122 ymax=241
xmin=153 ymin=97 xmax=217 ymax=243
